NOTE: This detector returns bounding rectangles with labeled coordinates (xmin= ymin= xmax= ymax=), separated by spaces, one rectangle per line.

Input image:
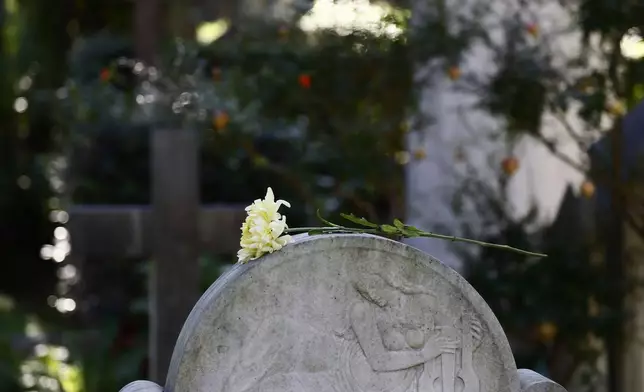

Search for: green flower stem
xmin=284 ymin=226 xmax=547 ymax=258
xmin=284 ymin=227 xmax=377 ymax=234
xmin=412 ymin=232 xmax=547 ymax=258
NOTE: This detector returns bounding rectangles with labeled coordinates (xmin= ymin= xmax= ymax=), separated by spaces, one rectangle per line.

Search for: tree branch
xmin=528 ymin=131 xmax=589 ymax=173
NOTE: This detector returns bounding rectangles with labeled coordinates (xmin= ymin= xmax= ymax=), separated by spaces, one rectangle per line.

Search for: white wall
xmin=405 ymin=0 xmax=590 ymax=272
xmin=405 ymin=2 xmax=618 ymax=390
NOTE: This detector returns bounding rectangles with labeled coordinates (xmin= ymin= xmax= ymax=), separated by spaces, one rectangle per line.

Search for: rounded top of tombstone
xmin=166 ymin=234 xmax=519 ymax=392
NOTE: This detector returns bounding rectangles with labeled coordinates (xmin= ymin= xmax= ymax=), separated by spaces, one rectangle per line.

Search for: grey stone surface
xmin=168 ymin=233 xmax=519 ymax=392
xmin=518 ymin=369 xmax=567 ymax=392
xmin=121 ymin=233 xmax=568 ymax=392
xmin=118 ymin=380 xmax=163 ymax=392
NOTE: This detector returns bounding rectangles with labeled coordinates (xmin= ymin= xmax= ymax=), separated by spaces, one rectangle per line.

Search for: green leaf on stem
xmin=380 ymin=224 xmax=399 ymax=234
xmin=391 ymin=219 xmax=423 ymax=237
xmin=402 ymin=225 xmax=423 ymax=237
xmin=340 ymin=213 xmax=379 ymax=228
xmin=316 ymin=209 xmax=341 ymax=227
xmin=393 ymin=219 xmax=405 ymax=229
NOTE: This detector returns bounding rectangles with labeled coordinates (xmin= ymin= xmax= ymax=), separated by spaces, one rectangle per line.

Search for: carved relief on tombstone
xmin=341 ymin=263 xmax=484 ymax=392
xmin=158 ymin=234 xmax=521 ymax=392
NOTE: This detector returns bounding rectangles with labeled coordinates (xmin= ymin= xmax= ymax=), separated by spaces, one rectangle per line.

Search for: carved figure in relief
xmin=221 ymin=266 xmax=483 ymax=392
xmin=344 ymin=269 xmax=483 ymax=392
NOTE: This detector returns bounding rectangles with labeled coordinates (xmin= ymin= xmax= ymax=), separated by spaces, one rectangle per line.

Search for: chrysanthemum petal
xmin=237 ymin=187 xmax=294 ymax=264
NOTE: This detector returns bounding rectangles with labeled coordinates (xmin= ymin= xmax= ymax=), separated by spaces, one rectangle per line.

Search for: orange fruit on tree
xmin=99 ymin=68 xmax=112 ymax=82
xmin=413 ymin=148 xmax=427 ymax=160
xmin=501 ymin=156 xmax=519 ymax=175
xmin=580 ymin=180 xmax=595 ymax=198
xmin=213 ymin=111 xmax=230 ymax=131
xmin=298 ymin=74 xmax=311 ymax=89
xmin=448 ymin=66 xmax=461 ymax=81
xmin=526 ymin=23 xmax=539 ymax=37
xmin=537 ymin=322 xmax=558 ymax=343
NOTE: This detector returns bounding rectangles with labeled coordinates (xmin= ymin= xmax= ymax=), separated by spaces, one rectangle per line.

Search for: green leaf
xmin=400 ymin=228 xmax=422 ymax=238
xmin=393 ymin=219 xmax=405 ymax=229
xmin=380 ymin=224 xmax=399 ymax=234
xmin=399 ymin=223 xmax=424 ymax=238
xmin=316 ymin=209 xmax=341 ymax=227
xmin=340 ymin=213 xmax=379 ymax=228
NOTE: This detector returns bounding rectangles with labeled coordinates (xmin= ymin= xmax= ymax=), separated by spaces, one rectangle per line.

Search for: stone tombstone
xmin=120 ymin=234 xmax=567 ymax=392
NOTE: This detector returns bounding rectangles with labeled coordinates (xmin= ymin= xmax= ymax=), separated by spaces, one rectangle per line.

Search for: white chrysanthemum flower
xmin=237 ymin=187 xmax=293 ymax=264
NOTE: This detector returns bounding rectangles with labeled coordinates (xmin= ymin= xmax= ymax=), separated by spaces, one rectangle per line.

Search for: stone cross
xmin=68 ymin=204 xmax=245 ymax=264
xmin=117 ymin=233 xmax=567 ymax=392
xmin=68 ymin=200 xmax=246 ymax=382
